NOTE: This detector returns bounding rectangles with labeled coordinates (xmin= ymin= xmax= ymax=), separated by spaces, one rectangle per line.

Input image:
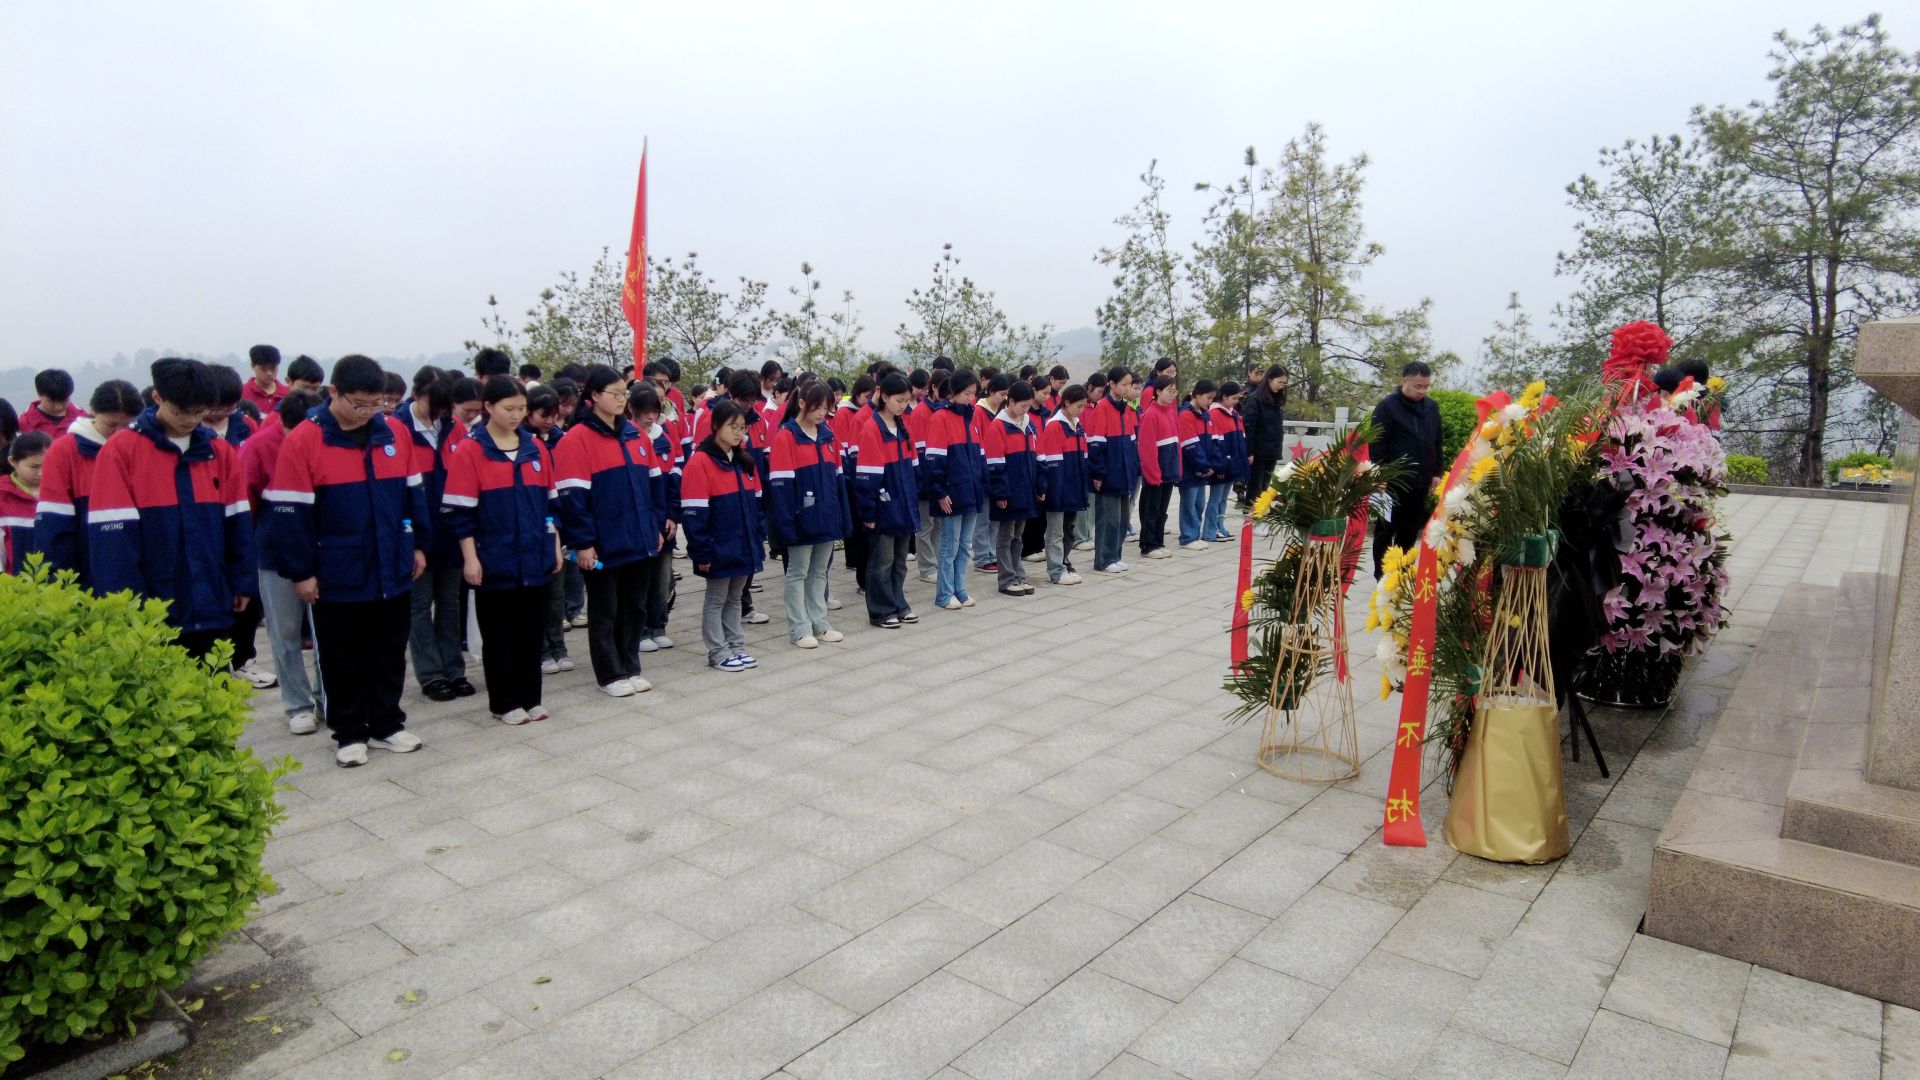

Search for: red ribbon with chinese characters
xmin=1230 ymin=516 xmax=1254 ymax=671
xmin=1381 ymin=395 xmax=1504 ymax=846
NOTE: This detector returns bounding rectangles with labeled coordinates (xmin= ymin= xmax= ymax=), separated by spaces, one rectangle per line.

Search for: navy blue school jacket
xmin=768 ymin=420 xmax=850 ymax=546
xmin=1082 ymin=394 xmax=1141 ymax=494
xmin=924 ymin=401 xmax=989 ymax=516
xmin=984 ymin=412 xmax=1045 ymax=522
xmin=88 ymin=409 xmax=254 ymax=632
xmin=396 ymin=403 xmax=468 ymax=567
xmin=552 ymin=414 xmax=668 ymax=569
xmin=441 ymin=425 xmax=559 ymax=590
xmin=1177 ymin=403 xmax=1219 ymax=488
xmin=681 ymin=445 xmax=765 ymax=578
xmin=852 ymin=412 xmax=921 ymax=536
xmin=32 ymin=418 xmax=111 ymax=587
xmin=1038 ymin=412 xmax=1092 ymax=514
xmin=266 ymin=407 xmax=429 ymax=603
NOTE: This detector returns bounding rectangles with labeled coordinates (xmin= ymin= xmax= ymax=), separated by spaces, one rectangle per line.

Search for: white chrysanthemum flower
xmin=1454 ymin=536 xmax=1476 ymax=566
xmin=1274 ymin=462 xmax=1296 ymax=483
xmin=1499 ymin=403 xmax=1528 ymax=424
xmin=1468 ymin=440 xmax=1493 ymax=464
xmin=1444 ymin=485 xmax=1469 ymax=512
xmin=1355 ymin=460 xmax=1375 ymax=474
xmin=1423 ymin=519 xmax=1448 ymax=549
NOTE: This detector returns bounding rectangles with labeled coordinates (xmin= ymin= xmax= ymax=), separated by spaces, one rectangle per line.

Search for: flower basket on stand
xmin=1443 ymin=534 xmax=1572 ymax=864
xmin=1256 ymin=519 xmax=1360 ymax=782
xmin=1228 ymin=425 xmax=1402 ymax=784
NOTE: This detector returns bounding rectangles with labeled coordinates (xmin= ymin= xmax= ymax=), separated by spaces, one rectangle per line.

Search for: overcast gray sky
xmin=1 ymin=1 xmax=1901 ymax=373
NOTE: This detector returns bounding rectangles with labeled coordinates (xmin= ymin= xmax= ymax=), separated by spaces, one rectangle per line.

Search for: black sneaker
xmin=899 ymin=610 xmax=919 ymax=623
xmin=422 ymin=679 xmax=458 ymax=702
xmin=871 ymin=616 xmax=901 ymax=629
xmin=448 ymin=677 xmax=478 ymax=698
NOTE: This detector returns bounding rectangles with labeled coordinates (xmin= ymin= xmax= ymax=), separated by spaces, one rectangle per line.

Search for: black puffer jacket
xmin=1241 ymin=392 xmax=1287 ymax=458
xmin=1368 ymin=390 xmax=1443 ymax=492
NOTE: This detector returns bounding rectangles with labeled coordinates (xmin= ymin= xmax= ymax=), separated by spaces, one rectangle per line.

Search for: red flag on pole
xmin=621 ymin=142 xmax=648 ymax=369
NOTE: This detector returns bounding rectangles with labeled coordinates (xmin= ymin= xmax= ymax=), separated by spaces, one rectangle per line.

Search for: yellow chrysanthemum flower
xmin=1706 ymin=376 xmax=1726 ymax=393
xmin=1478 ymin=420 xmax=1501 ymax=439
xmin=1507 ymin=614 xmax=1522 ymax=628
xmin=1251 ymin=487 xmax=1278 ymax=519
xmin=1380 ymin=572 xmax=1400 ymax=594
xmin=1469 ymin=455 xmax=1500 ymax=485
xmin=1379 ymin=676 xmax=1392 ymax=701
xmin=1240 ymin=589 xmax=1257 ymax=612
xmin=1519 ymin=380 xmax=1547 ymax=408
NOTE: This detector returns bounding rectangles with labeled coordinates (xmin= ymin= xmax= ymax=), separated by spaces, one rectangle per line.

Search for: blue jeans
xmin=936 ymin=511 xmax=980 ymax=605
xmin=970 ymin=512 xmax=993 ymax=569
xmin=1178 ymin=483 xmax=1209 ymax=545
xmin=1094 ymin=490 xmax=1129 ymax=570
xmin=783 ymin=541 xmax=833 ymax=641
xmin=1203 ymin=482 xmax=1232 ymax=540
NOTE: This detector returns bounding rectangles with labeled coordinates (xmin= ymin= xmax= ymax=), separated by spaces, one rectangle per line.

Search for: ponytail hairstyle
xmin=849 ymin=374 xmax=876 ymax=407
xmin=876 ymin=372 xmax=912 ymax=419
xmin=1217 ymin=380 xmax=1242 ymax=402
xmin=698 ymin=398 xmax=756 ymax=470
xmin=783 ymin=381 xmax=833 ymax=426
xmin=444 ymin=376 xmax=483 ymax=438
xmin=1147 ymin=373 xmax=1176 ymax=404
xmin=416 ymin=371 xmax=453 ymax=423
xmin=4 ymin=430 xmax=52 ymax=479
xmin=944 ymin=368 xmax=979 ymax=403
xmin=411 ymin=364 xmax=444 ymax=400
xmin=1007 ymin=381 xmax=1035 ymax=405
xmin=576 ymin=364 xmax=625 ymax=425
xmin=1188 ymin=378 xmax=1217 ymax=405
xmin=1060 ymin=383 xmax=1089 ymax=410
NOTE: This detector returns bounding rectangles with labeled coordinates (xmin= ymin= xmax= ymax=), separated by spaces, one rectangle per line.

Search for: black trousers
xmin=1138 ymin=482 xmax=1174 ymax=554
xmin=1248 ymin=454 xmax=1277 ymax=501
xmin=584 ymin=560 xmax=648 ymax=686
xmin=848 ymin=524 xmax=873 ymax=590
xmin=865 ymin=532 xmax=910 ymax=620
xmin=475 ymin=585 xmax=547 ymax=715
xmin=1021 ymin=514 xmax=1046 ymax=558
xmin=1372 ymin=486 xmax=1431 ymax=578
xmin=312 ymin=593 xmax=411 ymax=747
xmin=224 ymin=596 xmax=263 ymax=669
xmin=640 ymin=553 xmax=673 ymax=635
xmin=178 ymin=628 xmax=227 ymax=663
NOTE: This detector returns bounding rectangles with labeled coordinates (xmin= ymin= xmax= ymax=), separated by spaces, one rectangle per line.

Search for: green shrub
xmin=1725 ymin=454 xmax=1769 ymax=485
xmin=1429 ymin=389 xmax=1481 ymax=463
xmin=0 ymin=562 xmax=294 ymax=1066
xmin=1826 ymin=450 xmax=1893 ymax=483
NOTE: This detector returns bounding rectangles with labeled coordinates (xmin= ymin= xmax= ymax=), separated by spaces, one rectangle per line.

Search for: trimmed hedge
xmin=1726 ymin=454 xmax=1768 ymax=485
xmin=1430 ymin=389 xmax=1480 ymax=463
xmin=0 ymin=562 xmax=295 ymax=1066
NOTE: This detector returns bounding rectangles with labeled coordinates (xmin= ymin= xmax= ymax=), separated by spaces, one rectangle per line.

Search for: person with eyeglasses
xmin=553 ymin=364 xmax=671 ymax=698
xmin=88 ymin=358 xmax=256 ymax=660
xmin=266 ymin=355 xmax=430 ymax=768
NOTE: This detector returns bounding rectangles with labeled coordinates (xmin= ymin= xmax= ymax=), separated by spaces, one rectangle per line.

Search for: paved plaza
xmin=168 ymin=494 xmax=1918 ymax=1079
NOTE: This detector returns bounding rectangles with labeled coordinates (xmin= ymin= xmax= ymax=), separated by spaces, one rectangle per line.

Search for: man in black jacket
xmin=1368 ymin=361 xmax=1443 ymax=578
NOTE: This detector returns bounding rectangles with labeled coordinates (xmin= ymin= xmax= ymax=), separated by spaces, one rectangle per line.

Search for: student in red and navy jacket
xmin=1135 ymin=374 xmax=1181 ymax=559
xmin=923 ymin=369 xmax=988 ymax=609
xmin=903 ymin=379 xmax=941 ymax=584
xmin=206 ymin=365 xmax=259 ymax=450
xmin=1 ymin=432 xmax=51 ymax=576
xmin=20 ymin=368 xmax=86 ymax=437
xmin=627 ymin=383 xmax=681 ymax=652
xmin=1176 ymin=379 xmax=1221 ymax=548
xmin=682 ymin=400 xmax=765 ymax=671
xmin=267 ymin=355 xmax=430 ymax=768
xmin=241 ymin=389 xmax=326 ymax=735
xmin=400 ymin=372 xmax=479 ymax=702
xmin=835 ymin=375 xmax=876 ymax=592
xmin=853 ymin=373 xmax=920 ymax=628
xmin=1207 ymin=381 xmax=1250 ymax=542
xmin=985 ymin=382 xmax=1045 ymax=596
xmin=443 ymin=378 xmax=562 ymax=726
xmin=1039 ymin=383 xmax=1092 ymax=586
xmin=1083 ymin=367 xmax=1142 ymax=572
xmin=554 ymin=365 xmax=669 ymax=698
xmin=768 ymin=383 xmax=849 ymax=648
xmin=33 ymin=379 xmax=141 ymax=588
xmin=88 ymin=359 xmax=255 ymax=659
xmin=694 ymin=371 xmax=775 ymax=620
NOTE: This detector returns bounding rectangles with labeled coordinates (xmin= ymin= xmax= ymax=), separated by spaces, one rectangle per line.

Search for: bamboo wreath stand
xmin=1256 ymin=526 xmax=1360 ymax=784
xmin=1443 ymin=535 xmax=1571 ymax=863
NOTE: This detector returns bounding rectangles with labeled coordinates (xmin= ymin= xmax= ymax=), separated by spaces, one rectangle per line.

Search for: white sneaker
xmin=287 ymin=711 xmax=318 ymax=735
xmin=232 ymin=661 xmax=278 ymax=689
xmin=555 ymin=656 xmax=575 ymax=671
xmin=735 ymin=653 xmax=758 ymax=668
xmin=1058 ymin=572 xmax=1083 ymax=586
xmin=794 ymin=635 xmax=819 ymax=649
xmin=637 ymin=638 xmax=659 ymax=653
xmin=826 ymin=597 xmax=843 ymax=610
xmin=527 ymin=704 xmax=550 ymax=721
xmin=1181 ymin=540 xmax=1209 ymax=551
xmin=960 ymin=597 xmax=976 ymax=607
xmin=1022 ymin=551 xmax=1046 ymax=563
xmin=715 ymin=656 xmax=751 ymax=672
xmin=541 ymin=658 xmax=561 ymax=675
xmin=819 ymin=629 xmax=844 ymax=643
xmin=652 ymin=634 xmax=673 ymax=649
xmin=1072 ymin=540 xmax=1094 ymax=552
xmin=1145 ymin=548 xmax=1173 ymax=560
xmin=496 ymin=708 xmax=531 ymax=726
xmin=569 ymin=613 xmax=589 ymax=628
xmin=601 ymin=679 xmax=635 ymax=698
xmin=629 ymin=676 xmax=653 ymax=693
xmin=1100 ymin=562 xmax=1129 ymax=574
xmin=369 ymin=731 xmax=422 ymax=753
xmin=335 ymin=742 xmax=368 ymax=767
xmin=942 ymin=597 xmax=962 ymax=611
xmin=744 ymin=611 xmax=770 ymax=625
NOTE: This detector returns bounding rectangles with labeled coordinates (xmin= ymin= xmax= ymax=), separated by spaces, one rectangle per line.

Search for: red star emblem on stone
xmin=1288 ymin=439 xmax=1312 ymax=461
